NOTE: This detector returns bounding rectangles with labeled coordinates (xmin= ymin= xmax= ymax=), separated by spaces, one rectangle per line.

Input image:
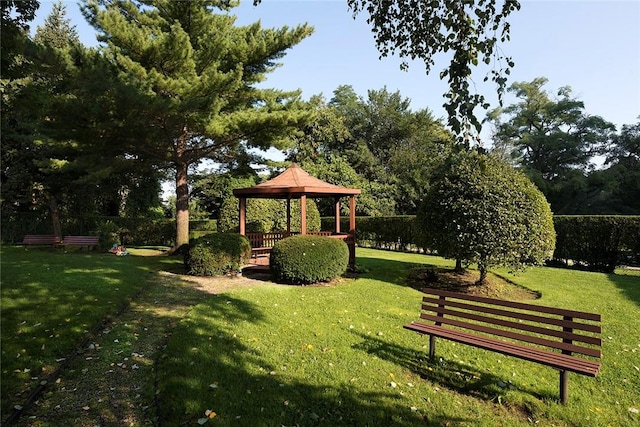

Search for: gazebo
xmin=232 ymin=163 xmax=361 ymax=267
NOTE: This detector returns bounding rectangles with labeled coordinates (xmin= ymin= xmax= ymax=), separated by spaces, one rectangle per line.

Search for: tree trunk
xmin=476 ymin=263 xmax=488 ymax=285
xmin=455 ymin=258 xmax=464 ymax=273
xmin=173 ymin=160 xmax=190 ymax=253
xmin=49 ymin=196 xmax=62 ymax=239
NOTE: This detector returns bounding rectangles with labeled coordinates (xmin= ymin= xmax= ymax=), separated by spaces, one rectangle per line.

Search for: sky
xmin=31 ymin=0 xmax=640 ymax=148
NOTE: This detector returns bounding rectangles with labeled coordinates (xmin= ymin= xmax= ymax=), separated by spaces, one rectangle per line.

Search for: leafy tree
xmin=585 ymin=120 xmax=640 ymax=214
xmin=488 ymin=77 xmax=616 ymax=213
xmin=345 ymin=0 xmax=521 ymax=142
xmin=416 ymin=149 xmax=555 ymax=284
xmin=288 ymin=86 xmax=453 ymax=215
xmin=81 ymin=0 xmax=313 ymax=250
xmin=1 ymin=0 xmax=39 ymax=74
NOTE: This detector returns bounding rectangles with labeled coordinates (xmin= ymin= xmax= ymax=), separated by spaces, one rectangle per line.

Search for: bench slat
xmin=418 ymin=312 xmax=601 ymax=358
xmin=404 ymin=322 xmax=600 ymax=376
xmin=422 ymin=296 xmax=601 ymax=334
xmin=421 ymin=303 xmax=602 ymax=347
xmin=422 ymin=288 xmax=601 ymax=322
xmin=22 ymin=235 xmax=61 ymax=245
xmin=62 ymin=236 xmax=99 ymax=247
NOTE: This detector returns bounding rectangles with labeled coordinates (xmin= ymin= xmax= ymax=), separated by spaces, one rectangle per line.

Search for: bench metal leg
xmin=560 ymin=370 xmax=568 ymax=405
xmin=429 ymin=335 xmax=436 ymax=359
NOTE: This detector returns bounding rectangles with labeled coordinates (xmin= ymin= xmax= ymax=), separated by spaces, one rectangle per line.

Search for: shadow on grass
xmin=356 ymin=256 xmax=426 ymax=287
xmin=350 ymin=331 xmax=556 ymax=404
xmin=609 ymin=270 xmax=640 ymax=308
xmin=0 ymin=247 xmax=185 ymax=421
xmin=155 ymin=295 xmax=473 ymax=426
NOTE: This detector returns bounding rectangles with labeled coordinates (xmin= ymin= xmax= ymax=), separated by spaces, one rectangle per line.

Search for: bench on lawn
xmin=62 ymin=235 xmax=100 ymax=250
xmin=21 ymin=235 xmax=61 ymax=248
xmin=404 ymin=287 xmax=601 ymax=404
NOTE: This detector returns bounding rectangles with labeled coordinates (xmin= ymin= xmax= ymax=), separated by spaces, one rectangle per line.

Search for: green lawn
xmin=2 ymin=246 xmax=639 ymax=426
xmin=158 ymin=248 xmax=640 ymax=426
xmin=0 ymin=245 xmax=182 ymax=418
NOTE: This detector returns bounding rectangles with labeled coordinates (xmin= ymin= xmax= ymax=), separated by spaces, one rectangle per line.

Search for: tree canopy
xmin=81 ymin=0 xmax=314 ymax=249
xmin=346 ymin=0 xmax=521 ymax=142
xmin=488 ymin=77 xmax=617 ymax=213
xmin=416 ymin=149 xmax=556 ymax=284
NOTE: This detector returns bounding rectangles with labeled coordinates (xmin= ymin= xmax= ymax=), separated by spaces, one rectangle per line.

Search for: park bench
xmin=21 ymin=235 xmax=61 ymax=249
xmin=404 ymin=287 xmax=601 ymax=404
xmin=62 ymin=235 xmax=100 ymax=250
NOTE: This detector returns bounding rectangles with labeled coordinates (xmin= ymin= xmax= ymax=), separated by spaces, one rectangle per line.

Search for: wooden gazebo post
xmin=233 ymin=164 xmax=361 ymax=269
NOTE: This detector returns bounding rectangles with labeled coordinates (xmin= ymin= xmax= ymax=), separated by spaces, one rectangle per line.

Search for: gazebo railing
xmin=245 ymin=231 xmax=353 ymax=258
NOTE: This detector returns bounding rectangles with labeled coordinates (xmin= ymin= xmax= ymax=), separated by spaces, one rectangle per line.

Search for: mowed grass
xmin=158 ymin=248 xmax=640 ymax=426
xmin=0 ymin=245 xmax=182 ymax=417
xmin=2 ymin=246 xmax=639 ymax=426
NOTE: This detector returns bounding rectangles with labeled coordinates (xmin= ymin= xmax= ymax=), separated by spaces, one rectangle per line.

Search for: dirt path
xmin=13 ymin=270 xmax=270 ymax=427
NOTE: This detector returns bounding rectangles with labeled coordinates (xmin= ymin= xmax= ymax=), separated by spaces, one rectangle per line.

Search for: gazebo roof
xmin=232 ymin=163 xmax=361 ymax=199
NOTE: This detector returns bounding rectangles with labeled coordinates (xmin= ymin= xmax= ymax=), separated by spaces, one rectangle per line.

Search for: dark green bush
xmin=185 ymin=233 xmax=251 ymax=276
xmin=552 ymin=216 xmax=640 ymax=271
xmin=270 ymin=235 xmax=349 ymax=285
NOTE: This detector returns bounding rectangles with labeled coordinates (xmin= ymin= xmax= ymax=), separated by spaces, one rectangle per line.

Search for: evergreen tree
xmin=81 ymin=0 xmax=313 ymax=250
xmin=34 ymin=0 xmax=79 ymax=48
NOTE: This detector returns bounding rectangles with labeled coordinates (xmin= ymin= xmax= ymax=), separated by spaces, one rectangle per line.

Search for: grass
xmin=0 ymin=245 xmax=182 ymax=418
xmin=1 ymin=246 xmax=639 ymax=426
xmin=157 ymin=248 xmax=640 ymax=426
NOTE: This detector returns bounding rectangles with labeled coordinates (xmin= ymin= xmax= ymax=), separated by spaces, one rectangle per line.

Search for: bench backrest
xmin=22 ymin=235 xmax=61 ymax=244
xmin=63 ymin=236 xmax=99 ymax=245
xmin=419 ymin=288 xmax=601 ymax=359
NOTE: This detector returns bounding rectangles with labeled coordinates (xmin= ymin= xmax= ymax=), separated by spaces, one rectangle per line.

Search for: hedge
xmin=552 ymin=216 xmax=640 ymax=272
xmin=321 ymin=215 xmax=640 ymax=270
xmin=1 ymin=214 xmax=217 ymax=247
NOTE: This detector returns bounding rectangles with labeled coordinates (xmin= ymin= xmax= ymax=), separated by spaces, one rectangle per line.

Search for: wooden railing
xmin=245 ymin=231 xmax=352 ymax=249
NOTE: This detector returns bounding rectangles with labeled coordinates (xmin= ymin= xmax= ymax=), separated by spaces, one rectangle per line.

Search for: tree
xmin=34 ymin=0 xmax=79 ymax=48
xmin=81 ymin=0 xmax=314 ymax=250
xmin=416 ymin=149 xmax=555 ymax=284
xmin=345 ymin=0 xmax=521 ymax=142
xmin=288 ymin=86 xmax=453 ymax=215
xmin=488 ymin=77 xmax=616 ymax=213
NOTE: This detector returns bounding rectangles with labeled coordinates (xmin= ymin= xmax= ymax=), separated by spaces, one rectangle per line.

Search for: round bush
xmin=185 ymin=233 xmax=251 ymax=276
xmin=270 ymin=235 xmax=349 ymax=285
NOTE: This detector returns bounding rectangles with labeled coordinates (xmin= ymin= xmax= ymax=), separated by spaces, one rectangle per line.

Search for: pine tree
xmin=81 ymin=0 xmax=314 ymax=250
xmin=34 ymin=0 xmax=79 ymax=48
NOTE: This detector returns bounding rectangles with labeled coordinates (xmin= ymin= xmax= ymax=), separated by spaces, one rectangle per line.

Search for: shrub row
xmin=320 ymin=216 xmax=420 ymax=251
xmin=552 ymin=216 xmax=640 ymax=272
xmin=1 ymin=214 xmax=217 ymax=247
xmin=322 ymin=215 xmax=640 ymax=270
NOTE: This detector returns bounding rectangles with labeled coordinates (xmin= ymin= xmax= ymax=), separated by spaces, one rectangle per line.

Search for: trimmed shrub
xmin=552 ymin=216 xmax=640 ymax=271
xmin=270 ymin=235 xmax=349 ymax=285
xmin=185 ymin=233 xmax=251 ymax=276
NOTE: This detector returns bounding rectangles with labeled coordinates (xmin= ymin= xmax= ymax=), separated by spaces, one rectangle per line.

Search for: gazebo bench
xmin=404 ymin=287 xmax=601 ymax=404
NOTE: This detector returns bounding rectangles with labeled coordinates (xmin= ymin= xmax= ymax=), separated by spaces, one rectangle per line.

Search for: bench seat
xmin=405 ymin=287 xmax=601 ymax=404
xmin=404 ymin=321 xmax=600 ymax=376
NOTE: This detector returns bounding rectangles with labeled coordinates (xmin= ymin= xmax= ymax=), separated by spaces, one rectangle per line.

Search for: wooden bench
xmin=21 ymin=235 xmax=61 ymax=249
xmin=62 ymin=235 xmax=100 ymax=250
xmin=404 ymin=288 xmax=601 ymax=404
